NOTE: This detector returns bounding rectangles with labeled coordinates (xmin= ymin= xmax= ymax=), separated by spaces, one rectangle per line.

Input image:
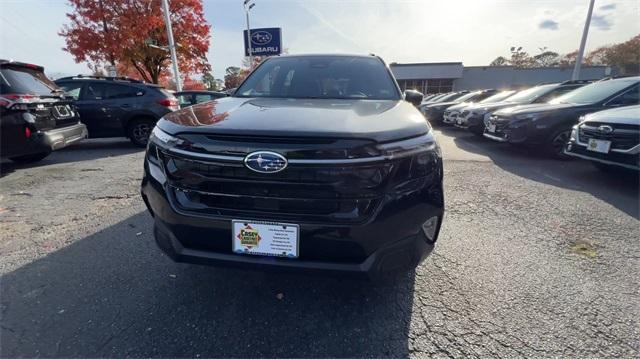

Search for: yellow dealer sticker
xmin=232 ymin=220 xmax=299 ymax=258
xmin=237 ymin=225 xmax=261 ymax=248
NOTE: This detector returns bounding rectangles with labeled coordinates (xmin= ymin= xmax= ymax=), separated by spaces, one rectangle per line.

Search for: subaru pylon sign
xmin=243 ymin=27 xmax=282 ymax=57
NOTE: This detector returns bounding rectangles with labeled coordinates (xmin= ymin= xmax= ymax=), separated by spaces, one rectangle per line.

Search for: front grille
xmin=579 ymin=122 xmax=640 ymax=150
xmin=159 ymin=150 xmax=397 ymax=224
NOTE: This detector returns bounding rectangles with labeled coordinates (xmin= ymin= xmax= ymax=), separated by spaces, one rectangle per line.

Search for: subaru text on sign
xmin=243 ymin=27 xmax=282 ymax=57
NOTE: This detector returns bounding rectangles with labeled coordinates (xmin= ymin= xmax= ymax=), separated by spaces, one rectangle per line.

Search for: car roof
xmin=274 ymin=53 xmax=378 ymax=59
xmin=0 ymin=59 xmax=45 ymax=71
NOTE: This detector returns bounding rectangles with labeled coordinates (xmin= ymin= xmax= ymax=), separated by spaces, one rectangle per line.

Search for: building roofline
xmin=463 ymin=65 xmax=610 ymax=70
xmin=389 ymin=62 xmax=463 ymax=67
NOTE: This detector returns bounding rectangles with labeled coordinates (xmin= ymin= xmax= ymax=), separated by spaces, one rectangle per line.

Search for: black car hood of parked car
xmin=493 ymin=102 xmax=577 ymax=116
xmin=158 ymin=96 xmax=430 ymax=143
xmin=466 ymin=100 xmax=521 ymax=113
xmin=423 ymin=101 xmax=459 ymax=110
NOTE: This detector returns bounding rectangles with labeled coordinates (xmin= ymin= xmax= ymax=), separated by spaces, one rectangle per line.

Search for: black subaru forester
xmin=141 ymin=54 xmax=444 ymax=280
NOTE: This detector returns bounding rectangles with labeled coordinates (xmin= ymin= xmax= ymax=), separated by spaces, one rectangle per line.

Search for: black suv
xmin=456 ymin=81 xmax=589 ymax=135
xmin=54 ymin=76 xmax=179 ymax=146
xmin=1 ymin=60 xmax=87 ymax=163
xmin=141 ymin=54 xmax=445 ymax=280
xmin=484 ymin=77 xmax=640 ymax=157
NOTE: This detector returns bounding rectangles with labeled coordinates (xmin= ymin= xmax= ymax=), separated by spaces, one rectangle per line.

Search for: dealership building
xmin=389 ymin=62 xmax=612 ymax=94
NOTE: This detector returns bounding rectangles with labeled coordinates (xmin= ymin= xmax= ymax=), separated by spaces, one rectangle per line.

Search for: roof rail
xmin=560 ymin=79 xmax=595 ymax=85
xmin=55 ymin=74 xmax=145 ymax=83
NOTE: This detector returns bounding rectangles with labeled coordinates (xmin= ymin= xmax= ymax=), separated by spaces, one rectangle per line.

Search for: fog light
xmin=422 ymin=216 xmax=439 ymax=241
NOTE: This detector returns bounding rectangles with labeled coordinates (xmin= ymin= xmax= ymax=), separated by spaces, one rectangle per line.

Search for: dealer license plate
xmin=232 ymin=220 xmax=299 ymax=258
xmin=587 ymin=138 xmax=611 ymax=153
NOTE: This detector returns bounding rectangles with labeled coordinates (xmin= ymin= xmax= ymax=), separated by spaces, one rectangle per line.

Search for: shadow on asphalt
xmin=440 ymin=126 xmax=640 ymax=219
xmin=0 ymin=212 xmax=416 ymax=357
xmin=0 ymin=139 xmax=143 ymax=178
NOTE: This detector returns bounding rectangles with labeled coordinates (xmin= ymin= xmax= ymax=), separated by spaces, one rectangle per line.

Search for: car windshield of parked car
xmin=433 ymin=92 xmax=462 ymax=103
xmin=550 ymin=80 xmax=637 ymax=105
xmin=454 ymin=92 xmax=481 ymax=103
xmin=479 ymin=90 xmax=516 ymax=103
xmin=235 ymin=56 xmax=400 ymax=100
xmin=504 ymin=84 xmax=556 ymax=103
xmin=0 ymin=66 xmax=57 ymax=96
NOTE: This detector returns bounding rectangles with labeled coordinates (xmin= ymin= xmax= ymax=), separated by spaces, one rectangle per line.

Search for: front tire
xmin=127 ymin=119 xmax=155 ymax=147
xmin=9 ymin=152 xmax=50 ymax=163
xmin=547 ymin=129 xmax=572 ymax=159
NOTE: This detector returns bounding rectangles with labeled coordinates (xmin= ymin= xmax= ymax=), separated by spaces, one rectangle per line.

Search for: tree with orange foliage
xmin=60 ymin=0 xmax=211 ymax=84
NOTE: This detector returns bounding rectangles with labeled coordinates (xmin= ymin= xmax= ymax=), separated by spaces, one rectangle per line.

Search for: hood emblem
xmin=597 ymin=125 xmax=614 ymax=134
xmin=244 ymin=151 xmax=288 ymax=173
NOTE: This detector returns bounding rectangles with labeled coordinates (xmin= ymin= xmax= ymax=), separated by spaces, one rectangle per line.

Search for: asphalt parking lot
xmin=1 ymin=129 xmax=638 ymax=358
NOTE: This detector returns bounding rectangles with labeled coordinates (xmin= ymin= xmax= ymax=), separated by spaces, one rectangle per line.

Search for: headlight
xmin=377 ymin=131 xmax=438 ymax=159
xmin=150 ymin=125 xmax=184 ymax=147
xmin=379 ymin=131 xmax=441 ymax=184
xmin=570 ymin=125 xmax=578 ymax=141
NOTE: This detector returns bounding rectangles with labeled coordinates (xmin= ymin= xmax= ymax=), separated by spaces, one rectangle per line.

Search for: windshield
xmin=550 ymin=79 xmax=638 ymax=105
xmin=434 ymin=92 xmax=466 ymax=103
xmin=0 ymin=65 xmax=57 ymax=96
xmin=453 ymin=92 xmax=481 ymax=103
xmin=235 ymin=56 xmax=400 ymax=100
xmin=479 ymin=90 xmax=516 ymax=103
xmin=505 ymin=84 xmax=557 ymax=103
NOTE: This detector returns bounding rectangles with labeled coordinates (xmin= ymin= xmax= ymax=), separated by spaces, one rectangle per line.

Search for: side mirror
xmin=404 ymin=90 xmax=424 ymax=107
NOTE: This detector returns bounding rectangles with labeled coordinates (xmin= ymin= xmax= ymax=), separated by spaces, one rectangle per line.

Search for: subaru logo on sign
xmin=243 ymin=27 xmax=282 ymax=57
xmin=251 ymin=31 xmax=272 ymax=45
xmin=597 ymin=125 xmax=614 ymax=134
xmin=244 ymin=151 xmax=288 ymax=173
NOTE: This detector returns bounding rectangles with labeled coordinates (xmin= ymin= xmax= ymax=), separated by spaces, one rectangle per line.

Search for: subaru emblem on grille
xmin=244 ymin=151 xmax=288 ymax=173
xmin=597 ymin=125 xmax=614 ymax=134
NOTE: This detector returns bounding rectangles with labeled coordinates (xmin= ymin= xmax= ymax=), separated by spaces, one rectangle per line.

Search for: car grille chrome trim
xmin=166 ymin=147 xmax=420 ymax=165
xmin=576 ymin=122 xmax=640 ymax=153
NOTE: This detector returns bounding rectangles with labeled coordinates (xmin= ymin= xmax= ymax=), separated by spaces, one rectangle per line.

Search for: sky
xmin=1 ymin=0 xmax=638 ymax=80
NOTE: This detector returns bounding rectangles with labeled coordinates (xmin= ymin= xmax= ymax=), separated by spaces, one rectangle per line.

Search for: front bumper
xmin=565 ymin=141 xmax=640 ymax=171
xmin=483 ymin=118 xmax=548 ymax=145
xmin=442 ymin=111 xmax=458 ymax=124
xmin=140 ymin=154 xmax=444 ymax=280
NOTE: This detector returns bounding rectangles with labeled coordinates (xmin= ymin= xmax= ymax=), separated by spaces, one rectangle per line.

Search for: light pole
xmin=161 ymin=0 xmax=182 ymax=91
xmin=244 ymin=0 xmax=255 ymax=69
xmin=572 ymin=0 xmax=595 ymax=81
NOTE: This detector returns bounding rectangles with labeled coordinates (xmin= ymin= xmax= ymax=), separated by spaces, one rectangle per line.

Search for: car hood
xmin=158 ymin=97 xmax=429 ymax=142
xmin=493 ymin=102 xmax=577 ymax=116
xmin=582 ymin=105 xmax=640 ymax=125
xmin=466 ymin=101 xmax=520 ymax=112
xmin=446 ymin=102 xmax=474 ymax=112
xmin=424 ymin=101 xmax=458 ymax=109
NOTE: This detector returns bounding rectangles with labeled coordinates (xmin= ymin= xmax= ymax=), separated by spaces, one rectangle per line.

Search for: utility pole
xmin=244 ymin=0 xmax=255 ymax=69
xmin=161 ymin=0 xmax=182 ymax=91
xmin=572 ymin=0 xmax=595 ymax=81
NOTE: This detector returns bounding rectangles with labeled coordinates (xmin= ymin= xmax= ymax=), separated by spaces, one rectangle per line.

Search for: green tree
xmin=490 ymin=56 xmax=509 ymax=66
xmin=202 ymin=71 xmax=219 ymax=90
xmin=533 ymin=51 xmax=560 ymax=67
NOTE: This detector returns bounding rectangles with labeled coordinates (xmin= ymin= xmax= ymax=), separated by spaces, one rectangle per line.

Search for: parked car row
xmin=421 ymin=76 xmax=640 ymax=171
xmin=1 ymin=60 xmax=230 ymax=164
